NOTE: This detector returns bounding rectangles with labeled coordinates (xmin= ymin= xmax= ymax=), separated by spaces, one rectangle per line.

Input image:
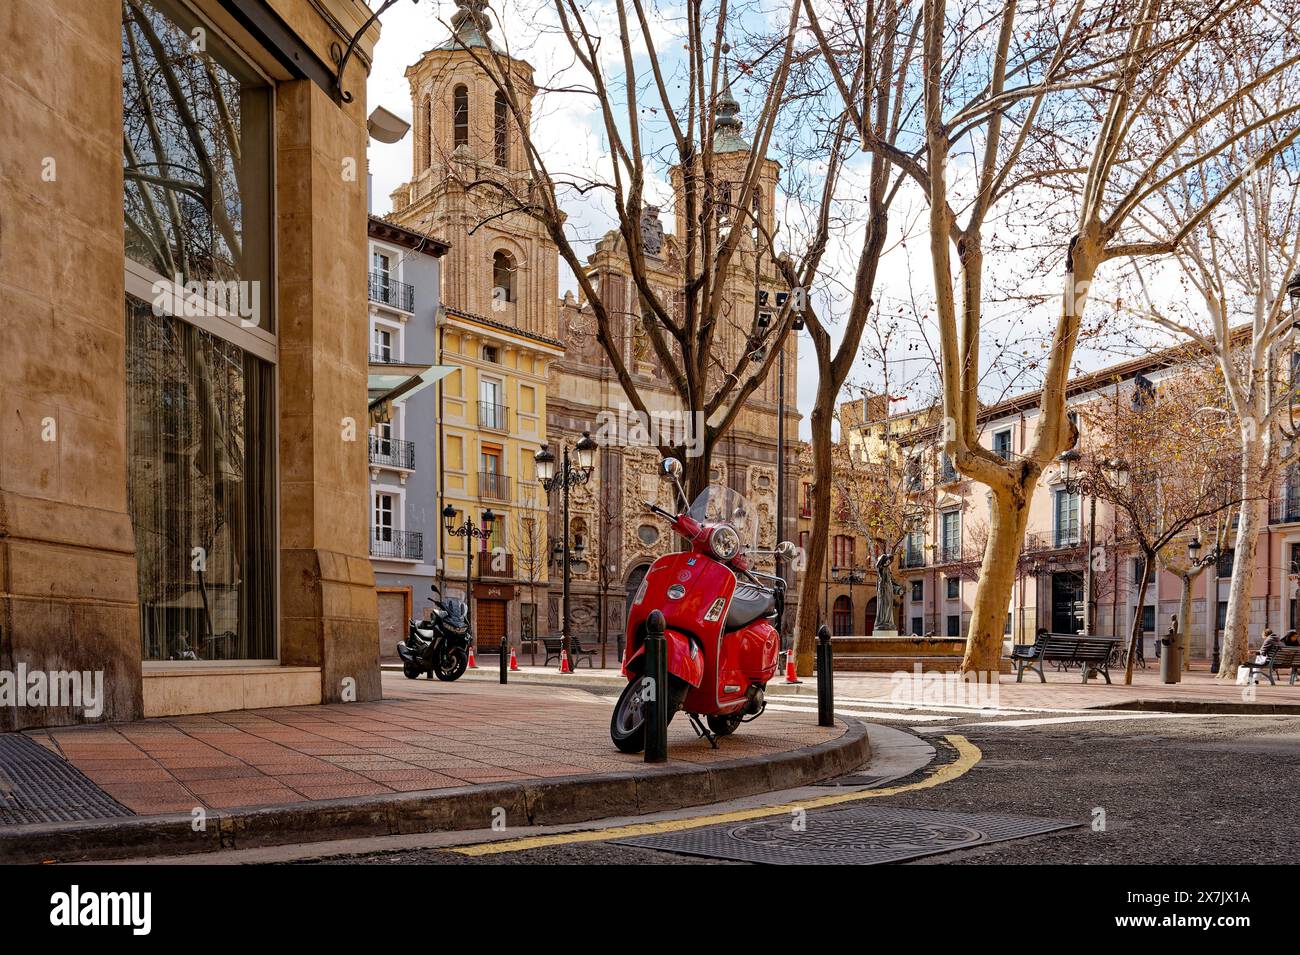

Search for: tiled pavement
xmin=17 ymin=675 xmax=841 ymax=817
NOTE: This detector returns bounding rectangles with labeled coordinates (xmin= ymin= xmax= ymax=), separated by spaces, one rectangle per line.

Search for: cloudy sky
xmin=364 ymin=0 xmax=1182 ymax=440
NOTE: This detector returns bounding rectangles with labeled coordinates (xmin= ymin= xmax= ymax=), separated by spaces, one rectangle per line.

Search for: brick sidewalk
xmin=19 ymin=675 xmax=841 ymax=817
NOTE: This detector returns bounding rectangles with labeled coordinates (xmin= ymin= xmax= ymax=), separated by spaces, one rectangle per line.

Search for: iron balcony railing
xmin=371 ymin=528 xmax=423 ymax=561
xmin=1270 ymin=493 xmax=1300 ymax=525
xmin=937 ymin=543 xmax=962 ymax=564
xmin=478 ymin=401 xmax=509 ymax=432
xmin=368 ymin=270 xmax=414 ymax=312
xmin=369 ymin=350 xmax=400 ymax=364
xmin=901 ymin=547 xmax=926 ymax=569
xmin=369 ymin=435 xmax=415 ymax=470
xmin=478 ymin=470 xmax=511 ymax=501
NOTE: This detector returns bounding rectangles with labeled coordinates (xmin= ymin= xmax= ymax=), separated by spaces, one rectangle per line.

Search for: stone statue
xmin=640 ymin=205 xmax=665 ymax=257
xmin=873 ymin=551 xmax=905 ymax=632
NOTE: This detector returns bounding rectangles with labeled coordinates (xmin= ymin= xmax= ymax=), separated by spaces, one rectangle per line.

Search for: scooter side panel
xmin=622 ymin=629 xmax=704 ymax=688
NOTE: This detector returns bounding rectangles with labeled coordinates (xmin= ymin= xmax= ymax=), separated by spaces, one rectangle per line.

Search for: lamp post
xmin=442 ymin=504 xmax=496 ymax=648
xmin=535 ymin=431 xmax=597 ymax=664
xmin=1186 ymin=533 xmax=1224 ymax=673
xmin=1057 ymin=448 xmax=1094 ymax=635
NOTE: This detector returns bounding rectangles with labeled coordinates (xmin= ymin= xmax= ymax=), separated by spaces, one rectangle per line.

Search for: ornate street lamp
xmin=1057 ymin=448 xmax=1093 ymax=634
xmin=442 ymin=504 xmax=495 ymax=646
xmin=535 ymin=431 xmax=598 ymax=667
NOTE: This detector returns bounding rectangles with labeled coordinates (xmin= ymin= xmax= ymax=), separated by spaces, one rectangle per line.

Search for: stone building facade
xmin=1 ymin=0 xmax=383 ymax=729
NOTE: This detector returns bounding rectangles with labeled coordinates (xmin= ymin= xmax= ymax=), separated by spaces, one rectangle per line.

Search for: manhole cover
xmin=618 ymin=806 xmax=1079 ymax=864
xmin=0 ymin=735 xmax=133 ymax=826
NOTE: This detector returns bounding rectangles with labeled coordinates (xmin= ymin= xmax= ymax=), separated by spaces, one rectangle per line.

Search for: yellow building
xmin=387 ymin=0 xmax=563 ymax=649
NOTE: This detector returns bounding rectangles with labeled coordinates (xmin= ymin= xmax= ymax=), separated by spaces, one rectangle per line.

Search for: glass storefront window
xmin=126 ymin=302 xmax=276 ymax=661
xmin=122 ymin=0 xmax=272 ymax=331
xmin=122 ymin=0 xmax=276 ymax=662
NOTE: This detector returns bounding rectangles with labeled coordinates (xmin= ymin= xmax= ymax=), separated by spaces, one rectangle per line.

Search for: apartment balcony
xmin=478 ymin=470 xmax=512 ymax=502
xmin=901 ymin=548 xmax=926 ymax=569
xmin=1270 ymin=493 xmax=1300 ymax=525
xmin=478 ymin=401 xmax=510 ymax=432
xmin=478 ymin=553 xmax=515 ymax=579
xmin=369 ymin=350 xmax=401 ymax=365
xmin=368 ymin=270 xmax=414 ymax=313
xmin=369 ymin=435 xmax=415 ymax=471
xmin=936 ymin=544 xmax=962 ymax=564
xmin=370 ymin=529 xmax=423 ymax=561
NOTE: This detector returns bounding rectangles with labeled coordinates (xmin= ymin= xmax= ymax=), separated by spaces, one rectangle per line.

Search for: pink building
xmin=846 ymin=347 xmax=1292 ymax=663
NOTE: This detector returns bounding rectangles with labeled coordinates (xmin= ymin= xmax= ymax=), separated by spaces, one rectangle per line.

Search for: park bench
xmin=1012 ymin=633 xmax=1120 ymax=684
xmin=1244 ymin=645 xmax=1300 ymax=686
xmin=542 ymin=635 xmax=596 ymax=668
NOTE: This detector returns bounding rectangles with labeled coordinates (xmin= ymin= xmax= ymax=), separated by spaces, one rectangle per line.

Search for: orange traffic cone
xmin=509 ymin=647 xmax=520 ymax=671
xmin=467 ymin=646 xmax=479 ymax=669
xmin=784 ymin=648 xmax=802 ymax=684
xmin=559 ymin=648 xmax=573 ymax=674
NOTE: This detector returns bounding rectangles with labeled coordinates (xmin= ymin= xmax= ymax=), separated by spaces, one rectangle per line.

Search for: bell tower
xmin=389 ymin=0 xmax=559 ymax=342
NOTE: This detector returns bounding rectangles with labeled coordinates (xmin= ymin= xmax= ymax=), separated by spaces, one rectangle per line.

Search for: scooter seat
xmin=725 ymin=584 xmax=777 ymax=630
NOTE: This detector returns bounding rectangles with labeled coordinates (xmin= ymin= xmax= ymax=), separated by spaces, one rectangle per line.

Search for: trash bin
xmin=1159 ymin=635 xmax=1182 ymax=684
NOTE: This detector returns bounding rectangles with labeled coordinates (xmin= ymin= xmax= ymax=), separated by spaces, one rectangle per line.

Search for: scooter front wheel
xmin=402 ymin=662 xmax=423 ymax=680
xmin=433 ymin=648 xmax=468 ymax=681
xmin=610 ymin=674 xmax=687 ymax=753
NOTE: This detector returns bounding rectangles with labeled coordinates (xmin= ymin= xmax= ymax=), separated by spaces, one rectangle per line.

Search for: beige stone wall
xmin=275 ymin=73 xmax=381 ymax=704
xmin=0 ymin=0 xmax=381 ymax=729
xmin=0 ymin=1 xmax=141 ymax=729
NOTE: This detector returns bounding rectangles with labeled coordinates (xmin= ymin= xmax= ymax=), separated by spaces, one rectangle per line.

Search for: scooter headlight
xmin=708 ymin=524 xmax=741 ymax=561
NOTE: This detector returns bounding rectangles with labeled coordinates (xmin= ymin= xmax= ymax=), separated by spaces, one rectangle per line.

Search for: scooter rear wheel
xmin=610 ymin=674 xmax=687 ymax=753
xmin=705 ymin=713 xmax=744 ymax=737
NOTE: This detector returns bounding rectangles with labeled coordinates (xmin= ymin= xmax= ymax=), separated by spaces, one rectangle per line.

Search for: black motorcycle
xmin=396 ymin=587 xmax=470 ymax=681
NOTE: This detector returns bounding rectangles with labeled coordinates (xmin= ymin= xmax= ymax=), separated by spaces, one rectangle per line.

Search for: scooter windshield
xmin=687 ymin=484 xmax=758 ymax=552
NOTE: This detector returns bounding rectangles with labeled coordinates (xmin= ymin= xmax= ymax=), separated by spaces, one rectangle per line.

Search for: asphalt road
xmin=307 ymin=710 xmax=1300 ymax=865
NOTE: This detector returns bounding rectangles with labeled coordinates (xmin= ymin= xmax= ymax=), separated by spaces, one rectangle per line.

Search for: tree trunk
xmin=1125 ymin=551 xmax=1154 ymax=685
xmin=1219 ymin=492 xmax=1262 ymax=680
xmin=961 ymin=486 xmax=1032 ymax=672
xmin=795 ymin=401 xmax=833 ymax=675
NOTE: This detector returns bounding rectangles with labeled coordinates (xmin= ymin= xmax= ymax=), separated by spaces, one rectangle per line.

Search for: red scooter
xmin=611 ymin=459 xmax=796 ymax=752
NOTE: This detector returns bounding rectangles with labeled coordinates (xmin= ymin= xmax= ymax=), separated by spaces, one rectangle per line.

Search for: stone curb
xmin=1099 ymin=698 xmax=1300 ymax=715
xmin=0 ymin=718 xmax=870 ymax=864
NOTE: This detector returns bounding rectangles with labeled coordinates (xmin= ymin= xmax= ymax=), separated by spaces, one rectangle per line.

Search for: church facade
xmin=387 ymin=0 xmax=801 ymax=657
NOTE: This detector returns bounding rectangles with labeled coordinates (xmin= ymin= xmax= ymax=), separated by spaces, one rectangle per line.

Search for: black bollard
xmin=500 ymin=637 xmax=509 ymax=685
xmin=644 ymin=610 xmax=668 ymax=763
xmin=816 ymin=625 xmax=834 ymax=727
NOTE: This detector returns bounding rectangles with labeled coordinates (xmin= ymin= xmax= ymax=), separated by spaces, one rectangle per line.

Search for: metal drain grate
xmin=813 ymin=773 xmax=891 ymax=788
xmin=0 ymin=735 xmax=133 ymax=826
xmin=618 ymin=805 xmax=1079 ymax=864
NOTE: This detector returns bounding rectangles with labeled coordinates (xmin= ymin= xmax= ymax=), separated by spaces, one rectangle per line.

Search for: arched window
xmin=453 ymin=84 xmax=469 ymax=149
xmin=492 ymin=250 xmax=516 ymax=305
xmin=423 ymin=96 xmax=432 ymax=169
xmin=494 ymin=91 xmax=509 ymax=167
xmin=833 ymin=595 xmax=853 ymax=637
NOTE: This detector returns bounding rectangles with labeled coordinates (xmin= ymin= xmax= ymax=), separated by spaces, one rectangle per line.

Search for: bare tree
xmin=452 ymin=0 xmax=823 ymax=496
xmin=1132 ymin=7 xmax=1300 ymax=675
xmin=850 ymin=0 xmax=1300 ymax=671
xmin=1076 ymin=368 xmax=1241 ymax=683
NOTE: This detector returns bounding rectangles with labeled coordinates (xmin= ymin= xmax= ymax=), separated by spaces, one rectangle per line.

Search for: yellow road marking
xmin=452 ymin=734 xmax=981 ymax=857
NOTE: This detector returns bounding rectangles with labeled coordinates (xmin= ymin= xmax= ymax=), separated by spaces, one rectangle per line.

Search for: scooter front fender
xmin=625 ymin=629 xmax=704 ymax=688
